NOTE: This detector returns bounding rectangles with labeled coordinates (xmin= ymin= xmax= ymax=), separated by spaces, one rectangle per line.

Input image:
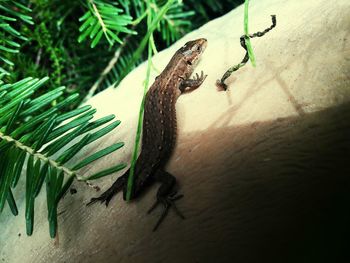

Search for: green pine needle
xmin=85 ymin=163 xmax=127 ymax=181
xmin=73 ymin=142 xmax=124 ymax=171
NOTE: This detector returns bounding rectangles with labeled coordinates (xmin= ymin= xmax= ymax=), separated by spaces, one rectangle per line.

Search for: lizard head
xmin=180 ymin=38 xmax=207 ymax=66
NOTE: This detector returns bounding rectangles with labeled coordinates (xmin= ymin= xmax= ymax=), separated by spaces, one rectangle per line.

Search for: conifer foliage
xmin=0 ymin=0 xmax=243 ymax=237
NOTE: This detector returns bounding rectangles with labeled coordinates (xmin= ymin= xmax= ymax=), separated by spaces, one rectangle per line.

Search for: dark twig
xmin=216 ymin=15 xmax=276 ymax=91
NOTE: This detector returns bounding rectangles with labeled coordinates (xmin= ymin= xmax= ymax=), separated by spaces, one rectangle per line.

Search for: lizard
xmin=88 ymin=38 xmax=207 ymax=231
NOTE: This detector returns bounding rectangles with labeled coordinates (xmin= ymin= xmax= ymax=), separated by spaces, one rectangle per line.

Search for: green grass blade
xmin=244 ymin=0 xmax=256 ymax=66
xmin=126 ymin=10 xmax=156 ymax=200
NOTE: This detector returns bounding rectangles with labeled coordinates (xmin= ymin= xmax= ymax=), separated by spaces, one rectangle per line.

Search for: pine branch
xmin=0 ymin=0 xmax=247 ymax=240
xmin=0 ymin=0 xmax=33 ymax=74
xmin=0 ymin=77 xmax=126 ymax=237
xmin=78 ymin=0 xmax=136 ymax=48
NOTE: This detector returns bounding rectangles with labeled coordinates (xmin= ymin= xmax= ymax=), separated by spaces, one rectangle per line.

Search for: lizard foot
xmin=147 ymin=192 xmax=185 ymax=231
xmin=87 ymin=176 xmax=125 ymax=207
xmin=194 ymin=70 xmax=207 ymax=84
xmin=179 ymin=70 xmax=207 ymax=93
xmin=87 ymin=188 xmax=115 ymax=207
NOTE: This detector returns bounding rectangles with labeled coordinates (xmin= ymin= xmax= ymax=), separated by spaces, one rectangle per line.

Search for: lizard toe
xmin=148 ymin=192 xmax=185 ymax=231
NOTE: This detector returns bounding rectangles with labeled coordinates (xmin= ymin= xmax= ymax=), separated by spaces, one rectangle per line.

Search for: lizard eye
xmin=196 ymin=46 xmax=201 ymax=52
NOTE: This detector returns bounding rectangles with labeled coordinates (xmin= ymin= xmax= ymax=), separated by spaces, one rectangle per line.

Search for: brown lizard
xmin=88 ymin=38 xmax=207 ymax=231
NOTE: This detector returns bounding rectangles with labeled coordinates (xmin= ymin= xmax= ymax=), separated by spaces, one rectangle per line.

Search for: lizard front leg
xmin=179 ymin=70 xmax=207 ymax=93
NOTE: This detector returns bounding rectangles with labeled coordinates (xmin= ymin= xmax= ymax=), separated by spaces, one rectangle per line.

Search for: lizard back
xmin=131 ymin=38 xmax=207 ymax=195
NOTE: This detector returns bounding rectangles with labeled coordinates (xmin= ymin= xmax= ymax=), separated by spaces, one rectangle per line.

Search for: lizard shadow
xmin=161 ymin=100 xmax=350 ymax=263
xmin=56 ymin=99 xmax=350 ymax=263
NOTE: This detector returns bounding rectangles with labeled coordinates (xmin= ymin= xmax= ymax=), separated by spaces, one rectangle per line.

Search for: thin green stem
xmin=244 ymin=0 xmax=256 ymax=66
xmin=126 ymin=0 xmax=166 ymax=201
xmin=131 ymin=9 xmax=148 ymax=26
xmin=116 ymin=0 xmax=175 ymax=87
xmin=89 ymin=0 xmax=106 ymax=33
